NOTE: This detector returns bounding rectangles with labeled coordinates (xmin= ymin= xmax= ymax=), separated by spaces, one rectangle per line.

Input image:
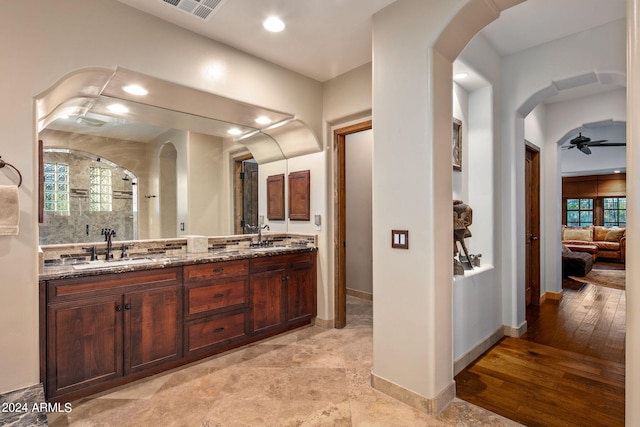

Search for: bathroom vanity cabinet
xmin=250 ymin=251 xmax=316 ymax=335
xmin=43 ymin=268 xmax=183 ymax=400
xmin=40 ymin=249 xmax=316 ymax=402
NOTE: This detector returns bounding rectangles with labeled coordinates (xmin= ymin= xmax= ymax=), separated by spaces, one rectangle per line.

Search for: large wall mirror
xmin=37 ymin=67 xmax=319 ymax=245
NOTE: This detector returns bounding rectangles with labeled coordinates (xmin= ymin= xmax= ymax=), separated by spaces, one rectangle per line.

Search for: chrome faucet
xmin=101 ymin=228 xmax=116 ymax=260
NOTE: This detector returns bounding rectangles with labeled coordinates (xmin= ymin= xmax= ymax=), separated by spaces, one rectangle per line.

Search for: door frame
xmin=333 ymin=120 xmax=372 ymax=328
xmin=525 ymin=143 xmax=541 ymax=306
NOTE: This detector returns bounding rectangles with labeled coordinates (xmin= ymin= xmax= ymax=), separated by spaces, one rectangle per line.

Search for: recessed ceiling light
xmin=255 ymin=116 xmax=272 ymax=125
xmin=205 ymin=63 xmax=226 ymax=80
xmin=263 ymin=16 xmax=285 ymax=32
xmin=122 ymin=84 xmax=148 ymax=96
xmin=454 ymin=72 xmax=469 ymax=80
xmin=227 ymin=128 xmax=242 ymax=136
xmin=614 ymin=170 xmax=621 ymax=173
xmin=107 ymin=104 xmax=129 ymax=114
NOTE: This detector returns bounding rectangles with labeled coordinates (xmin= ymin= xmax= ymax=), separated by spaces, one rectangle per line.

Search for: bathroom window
xmin=566 ymin=198 xmax=593 ymax=226
xmin=89 ymin=167 xmax=112 ymax=212
xmin=43 ymin=162 xmax=69 ymax=212
xmin=603 ymin=197 xmax=626 ymax=226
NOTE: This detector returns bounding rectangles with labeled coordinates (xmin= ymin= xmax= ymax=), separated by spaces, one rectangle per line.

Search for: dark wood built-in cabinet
xmin=40 ymin=251 xmax=316 ymax=402
xmin=183 ymin=259 xmax=250 ymax=357
xmin=44 ymin=268 xmax=182 ymax=400
xmin=250 ymin=251 xmax=317 ymax=334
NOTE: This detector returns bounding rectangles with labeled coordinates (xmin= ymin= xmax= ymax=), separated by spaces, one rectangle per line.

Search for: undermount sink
xmin=249 ymin=246 xmax=288 ymax=252
xmin=72 ymin=258 xmax=154 ymax=270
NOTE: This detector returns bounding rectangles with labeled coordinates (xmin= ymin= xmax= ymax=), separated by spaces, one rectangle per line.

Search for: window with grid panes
xmin=566 ymin=198 xmax=593 ymax=226
xmin=603 ymin=197 xmax=626 ymax=226
xmin=89 ymin=167 xmax=112 ymax=212
xmin=43 ymin=162 xmax=69 ymax=212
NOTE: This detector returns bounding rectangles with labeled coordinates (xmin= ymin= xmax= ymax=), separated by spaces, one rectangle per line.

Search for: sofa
xmin=561 ymin=225 xmax=626 ymax=262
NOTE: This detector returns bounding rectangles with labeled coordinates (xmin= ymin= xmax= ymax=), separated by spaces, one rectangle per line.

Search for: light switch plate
xmin=392 ymin=230 xmax=409 ymax=249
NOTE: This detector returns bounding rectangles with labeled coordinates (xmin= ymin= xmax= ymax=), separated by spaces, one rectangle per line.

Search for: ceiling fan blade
xmin=584 ymin=139 xmax=608 ymax=145
xmin=587 ymin=142 xmax=626 ymax=147
xmin=562 ymin=145 xmax=575 ymax=150
xmin=579 ymin=145 xmax=592 ymax=155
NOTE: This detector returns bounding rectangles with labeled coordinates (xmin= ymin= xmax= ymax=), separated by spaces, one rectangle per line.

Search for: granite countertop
xmin=40 ymin=245 xmax=317 ymax=281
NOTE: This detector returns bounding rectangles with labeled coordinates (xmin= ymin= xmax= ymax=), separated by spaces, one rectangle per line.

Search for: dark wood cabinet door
xmin=47 ymin=295 xmax=123 ymax=398
xmin=125 ymin=285 xmax=183 ymax=374
xmin=286 ymin=266 xmax=316 ymax=324
xmin=250 ymin=270 xmax=286 ymax=334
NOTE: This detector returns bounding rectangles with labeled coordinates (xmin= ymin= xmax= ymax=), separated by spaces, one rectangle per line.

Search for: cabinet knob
xmin=115 ymin=305 xmax=123 ymax=312
xmin=281 ymin=275 xmax=289 ymax=282
xmin=213 ymin=293 xmax=225 ymax=299
xmin=213 ymin=327 xmax=225 ymax=333
xmin=124 ymin=303 xmax=132 ymax=310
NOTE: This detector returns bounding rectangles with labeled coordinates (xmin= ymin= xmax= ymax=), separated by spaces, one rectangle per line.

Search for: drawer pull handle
xmin=213 ymin=293 xmax=225 ymax=299
xmin=213 ymin=327 xmax=225 ymax=333
xmin=213 ymin=268 xmax=224 ymax=273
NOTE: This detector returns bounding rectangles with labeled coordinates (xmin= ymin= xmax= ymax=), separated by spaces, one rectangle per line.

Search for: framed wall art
xmin=453 ymin=118 xmax=462 ymax=171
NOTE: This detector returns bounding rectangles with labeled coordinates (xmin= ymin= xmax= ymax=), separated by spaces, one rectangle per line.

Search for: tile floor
xmin=48 ymin=296 xmax=520 ymax=426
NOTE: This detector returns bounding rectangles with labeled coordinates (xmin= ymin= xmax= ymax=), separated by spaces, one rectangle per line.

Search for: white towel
xmin=0 ymin=185 xmax=19 ymax=236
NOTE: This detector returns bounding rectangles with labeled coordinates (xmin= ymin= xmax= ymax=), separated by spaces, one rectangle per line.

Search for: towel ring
xmin=0 ymin=156 xmax=22 ymax=188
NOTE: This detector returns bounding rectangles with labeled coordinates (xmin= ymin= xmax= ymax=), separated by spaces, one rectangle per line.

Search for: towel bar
xmin=0 ymin=156 xmax=22 ymax=187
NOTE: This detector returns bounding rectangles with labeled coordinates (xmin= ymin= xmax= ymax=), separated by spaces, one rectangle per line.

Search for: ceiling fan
xmin=563 ymin=132 xmax=626 ymax=155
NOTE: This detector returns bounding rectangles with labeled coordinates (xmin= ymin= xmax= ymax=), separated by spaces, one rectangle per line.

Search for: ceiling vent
xmin=160 ymin=0 xmax=227 ymax=20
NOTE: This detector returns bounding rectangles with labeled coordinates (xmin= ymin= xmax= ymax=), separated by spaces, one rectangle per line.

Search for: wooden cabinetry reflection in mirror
xmin=267 ymin=174 xmax=285 ymax=220
xmin=289 ymin=170 xmax=310 ymax=221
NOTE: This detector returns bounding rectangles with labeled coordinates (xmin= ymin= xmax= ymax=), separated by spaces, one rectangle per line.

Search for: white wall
xmin=186 ymin=132 xmax=225 ymax=236
xmin=369 ymin=0 xmax=509 ymax=403
xmin=0 ymin=0 xmax=324 ymax=393
xmin=453 ymin=33 xmax=501 ymax=366
xmin=345 ymin=129 xmax=373 ymax=296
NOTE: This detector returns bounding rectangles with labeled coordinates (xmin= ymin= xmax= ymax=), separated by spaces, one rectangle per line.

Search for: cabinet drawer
xmin=183 ymin=260 xmax=249 ymax=283
xmin=185 ymin=312 xmax=247 ymax=354
xmin=48 ymin=268 xmax=182 ymax=302
xmin=250 ymin=251 xmax=313 ymax=273
xmin=186 ymin=278 xmax=248 ymax=317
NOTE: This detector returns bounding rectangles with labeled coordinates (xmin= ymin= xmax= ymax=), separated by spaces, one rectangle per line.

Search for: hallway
xmin=456 ymin=271 xmax=625 ymax=426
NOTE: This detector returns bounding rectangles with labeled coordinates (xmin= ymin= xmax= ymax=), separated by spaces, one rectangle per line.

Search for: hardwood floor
xmin=456 ymin=265 xmax=625 ymax=427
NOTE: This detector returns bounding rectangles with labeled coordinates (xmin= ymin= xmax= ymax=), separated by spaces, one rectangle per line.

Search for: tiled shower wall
xmin=39 ymin=150 xmax=136 ymax=245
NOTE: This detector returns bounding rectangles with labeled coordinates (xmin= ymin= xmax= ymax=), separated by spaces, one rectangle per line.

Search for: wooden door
xmin=47 ymin=295 xmax=123 ymax=398
xmin=125 ymin=285 xmax=182 ymax=374
xmin=243 ymin=161 xmax=259 ymax=229
xmin=233 ymin=155 xmax=257 ymax=234
xmin=525 ymin=147 xmax=540 ymax=306
xmin=334 ymin=120 xmax=372 ymax=328
xmin=250 ymin=270 xmax=286 ymax=334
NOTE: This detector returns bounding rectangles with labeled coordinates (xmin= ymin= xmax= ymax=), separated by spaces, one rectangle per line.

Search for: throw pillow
xmin=594 ymin=226 xmax=609 ymax=241
xmin=605 ymin=228 xmax=626 ymax=242
xmin=563 ymin=227 xmax=592 ymax=242
xmin=562 ymin=244 xmax=572 ymax=253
